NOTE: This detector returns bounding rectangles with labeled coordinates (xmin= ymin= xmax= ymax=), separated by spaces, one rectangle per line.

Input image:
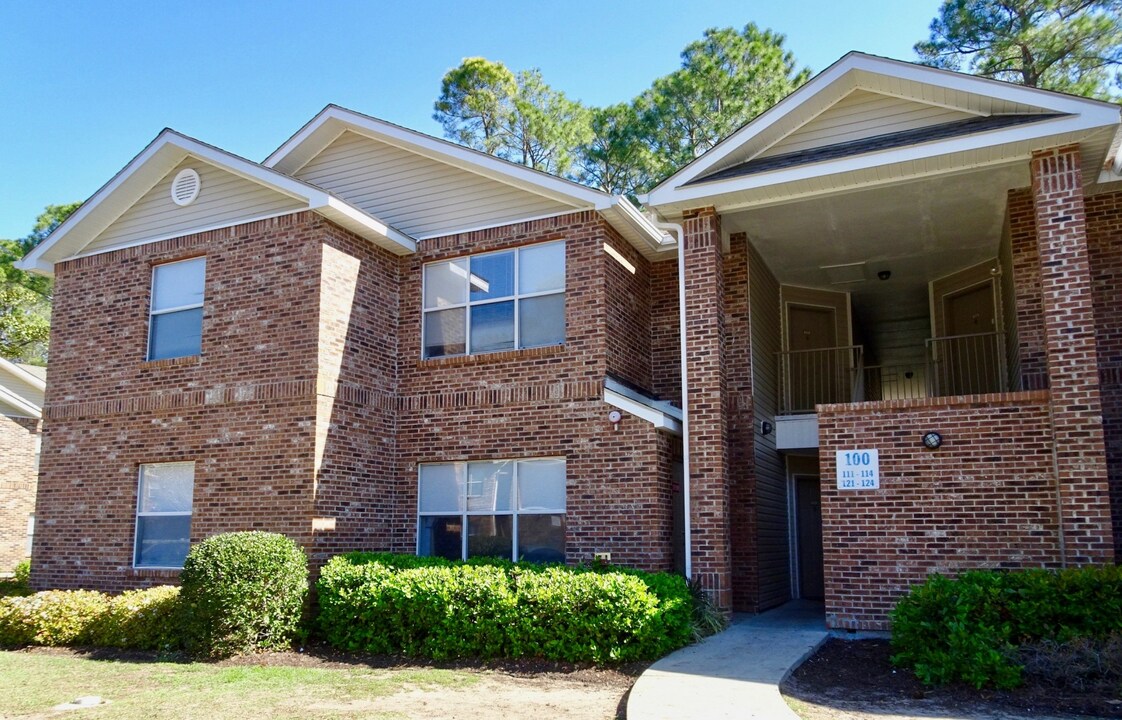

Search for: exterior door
xmin=786 ymin=305 xmax=840 ymax=412
xmin=795 ymin=476 xmax=824 ymax=600
xmin=940 ymin=282 xmax=999 ymax=395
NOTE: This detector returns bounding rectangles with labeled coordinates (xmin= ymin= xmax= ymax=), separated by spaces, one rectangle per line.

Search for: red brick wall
xmin=0 ymin=414 xmax=38 ymax=570
xmin=818 ymin=392 xmax=1060 ymax=631
xmin=1007 ymin=188 xmax=1049 ymax=391
xmin=1030 ymin=147 xmax=1113 ymax=564
xmin=34 ymin=213 xmax=328 ymax=591
xmin=682 ymin=207 xmax=732 ymax=609
xmin=650 ymin=259 xmax=681 ymax=404
xmin=1086 ymin=188 xmax=1122 ymax=556
xmin=394 ymin=211 xmax=675 ymax=569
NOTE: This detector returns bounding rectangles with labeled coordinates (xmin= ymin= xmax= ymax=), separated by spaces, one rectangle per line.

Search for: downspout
xmin=654 ymin=220 xmax=691 ymax=581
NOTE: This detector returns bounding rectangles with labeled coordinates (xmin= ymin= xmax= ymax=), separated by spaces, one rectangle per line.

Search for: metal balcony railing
xmin=777 ymin=345 xmax=864 ymax=414
xmin=925 ymin=331 xmax=1006 ymax=397
xmin=776 ymin=332 xmax=1008 ymax=415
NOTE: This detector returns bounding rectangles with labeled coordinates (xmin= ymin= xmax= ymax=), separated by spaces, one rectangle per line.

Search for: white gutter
xmin=654 ymin=220 xmax=691 ymax=581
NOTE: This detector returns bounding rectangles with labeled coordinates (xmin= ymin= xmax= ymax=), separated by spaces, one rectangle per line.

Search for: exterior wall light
xmin=760 ymin=420 xmax=773 ymax=436
xmin=922 ymin=431 xmax=943 ymax=449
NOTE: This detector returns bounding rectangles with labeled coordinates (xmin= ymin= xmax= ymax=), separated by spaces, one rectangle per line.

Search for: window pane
xmin=519 ymin=242 xmax=565 ymax=294
xmin=149 ymin=308 xmax=203 ymax=360
xmin=519 ymin=295 xmax=564 ymax=348
xmin=516 ymin=514 xmax=566 ymax=564
xmin=518 ymin=459 xmax=566 ymax=512
xmin=135 ymin=515 xmax=191 ymax=568
xmin=138 ymin=463 xmax=194 ymax=513
xmin=466 ymin=461 xmax=513 ymax=512
xmin=153 ymin=258 xmax=205 ymax=311
xmin=424 ymin=259 xmax=468 ymax=309
xmin=467 ymin=515 xmax=512 ymax=560
xmin=469 ymin=252 xmax=514 ymax=301
xmin=419 ymin=516 xmax=462 ymax=560
xmin=470 ymin=301 xmax=514 ymax=353
xmin=423 ymin=308 xmax=466 ymax=358
xmin=419 ymin=464 xmax=463 ymax=513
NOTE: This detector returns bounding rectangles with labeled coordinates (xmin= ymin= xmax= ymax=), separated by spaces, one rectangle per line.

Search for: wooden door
xmin=795 ymin=476 xmax=824 ymax=600
xmin=787 ymin=306 xmax=840 ymax=412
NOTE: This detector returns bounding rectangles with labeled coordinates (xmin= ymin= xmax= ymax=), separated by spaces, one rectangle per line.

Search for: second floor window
xmin=149 ymin=257 xmax=205 ymax=361
xmin=423 ymin=241 xmax=565 ymax=358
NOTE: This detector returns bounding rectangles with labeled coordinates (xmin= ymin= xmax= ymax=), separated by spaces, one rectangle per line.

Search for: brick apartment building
xmin=0 ymin=358 xmax=44 ymax=571
xmin=19 ymin=53 xmax=1122 ymax=629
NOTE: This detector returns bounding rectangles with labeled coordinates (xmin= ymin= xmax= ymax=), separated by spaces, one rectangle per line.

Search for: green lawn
xmin=0 ymin=650 xmax=477 ymax=719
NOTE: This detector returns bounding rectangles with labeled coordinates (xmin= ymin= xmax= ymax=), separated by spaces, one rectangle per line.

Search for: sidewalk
xmin=626 ymin=600 xmax=828 ymax=720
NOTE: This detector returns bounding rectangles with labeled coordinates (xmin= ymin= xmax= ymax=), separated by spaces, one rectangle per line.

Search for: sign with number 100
xmin=836 ymin=449 xmax=880 ymax=490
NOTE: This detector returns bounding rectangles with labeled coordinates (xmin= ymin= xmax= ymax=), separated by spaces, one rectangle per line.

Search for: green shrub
xmin=179 ymin=531 xmax=308 ymax=658
xmin=0 ymin=586 xmax=181 ymax=649
xmin=891 ymin=566 xmax=1122 ymax=689
xmin=88 ymin=586 xmax=181 ymax=650
xmin=317 ymin=552 xmax=693 ymax=663
xmin=0 ymin=590 xmax=108 ymax=646
xmin=0 ymin=560 xmax=32 ymax=598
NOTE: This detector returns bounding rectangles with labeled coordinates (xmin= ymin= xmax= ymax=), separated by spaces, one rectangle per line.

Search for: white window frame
xmin=133 ymin=461 xmax=195 ymax=570
xmin=421 ymin=240 xmax=565 ymax=358
xmin=147 ymin=256 xmax=206 ymax=361
xmin=416 ymin=457 xmax=566 ymax=562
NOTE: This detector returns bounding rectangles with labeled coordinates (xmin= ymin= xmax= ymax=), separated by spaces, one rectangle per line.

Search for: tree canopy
xmin=916 ymin=0 xmax=1122 ymax=99
xmin=1 ymin=202 xmax=78 ymax=363
xmin=435 ymin=24 xmax=810 ymax=198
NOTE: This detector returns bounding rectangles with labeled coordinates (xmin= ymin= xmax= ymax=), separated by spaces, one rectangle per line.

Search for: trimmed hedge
xmin=0 ymin=586 xmax=179 ymax=649
xmin=317 ymin=552 xmax=693 ymax=663
xmin=179 ymin=531 xmax=308 ymax=658
xmin=891 ymin=566 xmax=1122 ymax=689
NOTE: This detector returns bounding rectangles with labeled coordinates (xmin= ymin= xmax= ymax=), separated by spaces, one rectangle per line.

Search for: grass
xmin=0 ymin=650 xmax=477 ymax=719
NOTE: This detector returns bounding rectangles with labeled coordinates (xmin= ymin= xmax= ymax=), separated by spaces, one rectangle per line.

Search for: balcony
xmin=778 ymin=332 xmax=1006 ymax=415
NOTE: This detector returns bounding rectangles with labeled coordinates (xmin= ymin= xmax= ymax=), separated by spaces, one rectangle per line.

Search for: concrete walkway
xmin=627 ymin=600 xmax=829 ymax=720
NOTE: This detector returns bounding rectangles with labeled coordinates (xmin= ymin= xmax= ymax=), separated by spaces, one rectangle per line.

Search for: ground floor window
xmin=417 ymin=458 xmax=566 ymax=562
xmin=134 ymin=462 xmax=194 ymax=568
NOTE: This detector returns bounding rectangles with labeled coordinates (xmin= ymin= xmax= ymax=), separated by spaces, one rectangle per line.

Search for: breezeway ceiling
xmin=724 ymin=162 xmax=1029 ymax=326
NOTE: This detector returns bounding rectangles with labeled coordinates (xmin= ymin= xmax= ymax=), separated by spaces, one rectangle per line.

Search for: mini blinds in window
xmin=148 ymin=257 xmax=205 ymax=361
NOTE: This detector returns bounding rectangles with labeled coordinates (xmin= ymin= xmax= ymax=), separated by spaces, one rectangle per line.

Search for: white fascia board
xmin=653 ymin=113 xmax=1114 ymax=210
xmin=647 ymin=52 xmax=1121 ymax=205
xmin=266 ymin=106 xmax=609 ymax=208
xmin=0 ymin=358 xmax=46 ymax=392
xmin=599 ymin=197 xmax=675 ymax=252
xmin=604 ymin=388 xmax=682 ymax=436
xmin=317 ymin=196 xmax=416 ymax=255
xmin=0 ymin=385 xmax=41 ymax=419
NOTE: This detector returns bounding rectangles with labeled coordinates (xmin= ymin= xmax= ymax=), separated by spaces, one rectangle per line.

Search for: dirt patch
xmin=782 ymin=638 xmax=1122 ymax=720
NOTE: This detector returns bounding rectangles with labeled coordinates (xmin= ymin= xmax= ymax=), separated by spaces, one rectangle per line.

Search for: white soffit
xmin=646 ymin=52 xmax=1122 ymax=214
xmin=0 ymin=359 xmax=44 ymax=418
xmin=18 ymin=130 xmax=415 ymax=275
xmin=265 ymin=105 xmax=671 ymax=258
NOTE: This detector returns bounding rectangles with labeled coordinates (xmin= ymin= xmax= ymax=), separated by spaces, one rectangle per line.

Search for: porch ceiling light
xmin=922 ymin=431 xmax=943 ymax=449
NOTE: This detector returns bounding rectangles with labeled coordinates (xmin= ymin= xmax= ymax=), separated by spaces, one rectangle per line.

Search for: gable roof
xmin=265 ymin=105 xmax=670 ymax=258
xmin=646 ymin=52 xmax=1121 ymax=215
xmin=18 ymin=130 xmax=416 ymax=275
xmin=0 ymin=358 xmax=45 ymax=418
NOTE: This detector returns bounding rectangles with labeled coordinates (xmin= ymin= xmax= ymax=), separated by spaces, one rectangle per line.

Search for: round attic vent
xmin=171 ymin=168 xmax=201 ymax=206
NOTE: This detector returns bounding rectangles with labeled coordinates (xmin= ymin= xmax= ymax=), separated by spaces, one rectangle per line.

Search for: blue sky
xmin=0 ymin=0 xmax=938 ymax=239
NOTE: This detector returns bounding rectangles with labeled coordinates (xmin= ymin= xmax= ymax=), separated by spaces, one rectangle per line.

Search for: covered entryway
xmin=793 ymin=475 xmax=824 ymax=600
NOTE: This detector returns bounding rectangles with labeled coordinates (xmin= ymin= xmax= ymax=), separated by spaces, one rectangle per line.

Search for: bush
xmin=89 ymin=586 xmax=181 ymax=650
xmin=0 ymin=586 xmax=180 ymax=649
xmin=891 ymin=566 xmax=1122 ymax=689
xmin=0 ymin=560 xmax=32 ymax=598
xmin=178 ymin=531 xmax=308 ymax=658
xmin=317 ymin=552 xmax=694 ymax=663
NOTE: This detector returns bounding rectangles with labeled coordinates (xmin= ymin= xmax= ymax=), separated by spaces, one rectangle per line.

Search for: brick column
xmin=1008 ymin=188 xmax=1048 ymax=390
xmin=1031 ymin=145 xmax=1115 ymax=564
xmin=682 ymin=207 xmax=732 ymax=609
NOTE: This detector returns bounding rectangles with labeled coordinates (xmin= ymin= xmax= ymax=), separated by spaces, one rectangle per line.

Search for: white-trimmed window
xmin=148 ymin=257 xmax=205 ymax=361
xmin=418 ymin=458 xmax=566 ymax=562
xmin=134 ymin=462 xmax=194 ymax=568
xmin=422 ymin=241 xmax=565 ymax=358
